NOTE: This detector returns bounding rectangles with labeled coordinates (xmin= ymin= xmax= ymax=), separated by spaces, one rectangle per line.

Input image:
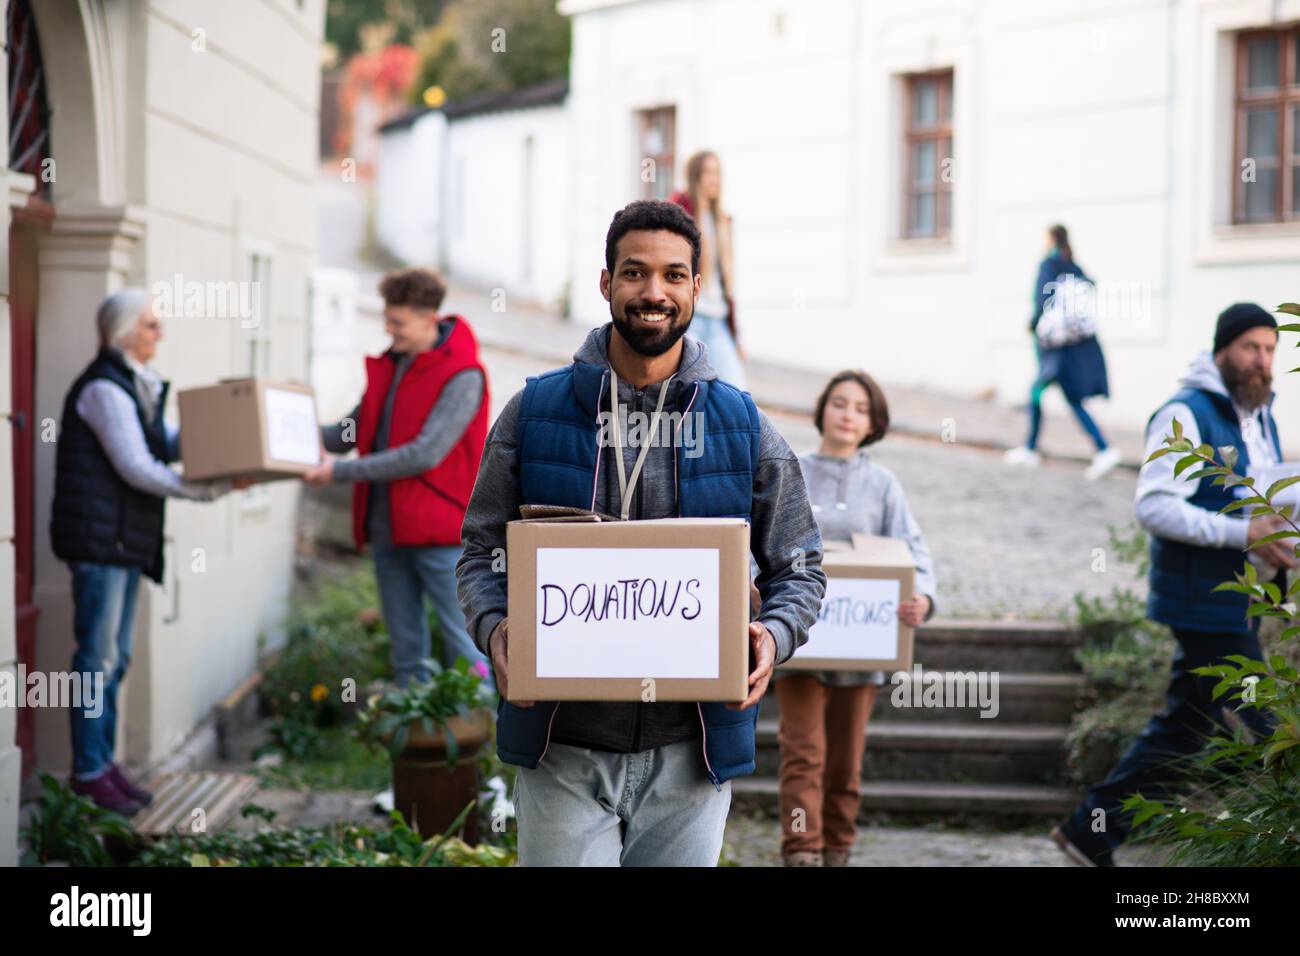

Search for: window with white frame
xmin=901 ymin=69 xmax=954 ymax=239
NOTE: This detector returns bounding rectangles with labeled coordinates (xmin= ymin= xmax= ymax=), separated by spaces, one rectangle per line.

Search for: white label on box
xmin=263 ymin=388 xmax=321 ymax=465
xmin=534 ymin=547 xmax=720 ymax=679
xmin=796 ymin=577 xmax=901 ymax=661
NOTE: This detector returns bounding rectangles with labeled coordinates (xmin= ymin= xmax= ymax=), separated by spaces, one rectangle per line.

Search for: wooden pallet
xmin=130 ymin=772 xmax=260 ymax=837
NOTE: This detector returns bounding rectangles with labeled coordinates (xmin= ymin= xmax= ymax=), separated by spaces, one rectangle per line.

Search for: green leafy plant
xmin=134 ymin=809 xmax=514 ymax=867
xmin=1121 ymin=305 xmax=1300 ymax=865
xmin=1067 ymin=524 xmax=1176 ymax=785
xmin=357 ymin=655 xmax=496 ymax=765
xmin=256 ymin=568 xmax=390 ymax=760
xmin=21 ymin=774 xmax=136 ymax=866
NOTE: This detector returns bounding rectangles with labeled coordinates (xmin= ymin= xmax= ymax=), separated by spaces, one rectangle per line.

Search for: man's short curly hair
xmin=604 ymin=200 xmax=701 ymax=276
xmin=379 ymin=267 xmax=447 ymax=310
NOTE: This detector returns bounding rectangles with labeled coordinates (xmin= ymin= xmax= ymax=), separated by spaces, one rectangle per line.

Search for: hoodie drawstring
xmin=609 ymin=366 xmax=675 ymax=521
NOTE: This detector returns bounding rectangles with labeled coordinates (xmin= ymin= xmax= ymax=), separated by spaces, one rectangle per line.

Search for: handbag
xmin=1035 ymin=273 xmax=1097 ymax=348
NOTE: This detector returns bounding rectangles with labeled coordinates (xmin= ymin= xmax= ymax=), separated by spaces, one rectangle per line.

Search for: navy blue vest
xmin=1147 ymin=386 xmax=1282 ymax=635
xmin=499 ymin=358 xmax=762 ymax=786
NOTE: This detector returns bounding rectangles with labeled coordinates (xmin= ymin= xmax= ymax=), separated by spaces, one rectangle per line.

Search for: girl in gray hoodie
xmin=776 ymin=370 xmax=937 ymax=866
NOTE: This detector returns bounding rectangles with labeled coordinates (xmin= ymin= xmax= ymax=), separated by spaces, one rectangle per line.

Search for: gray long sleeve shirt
xmin=322 ymin=321 xmax=485 ymax=545
xmin=76 ymin=375 xmax=224 ymax=501
xmin=455 ymin=322 xmax=826 ymax=753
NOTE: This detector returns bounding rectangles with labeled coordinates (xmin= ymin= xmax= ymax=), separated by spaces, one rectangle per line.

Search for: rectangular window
xmin=636 ymin=106 xmax=676 ymax=201
xmin=247 ymin=251 xmax=273 ymax=377
xmin=902 ymin=70 xmax=954 ymax=239
xmin=1233 ymin=26 xmax=1300 ymax=223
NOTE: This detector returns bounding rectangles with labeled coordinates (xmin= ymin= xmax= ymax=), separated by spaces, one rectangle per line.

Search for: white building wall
xmin=562 ymin=0 xmax=1300 ymax=448
xmin=375 ymin=112 xmax=447 ymax=268
xmin=443 ymin=104 xmax=573 ymax=312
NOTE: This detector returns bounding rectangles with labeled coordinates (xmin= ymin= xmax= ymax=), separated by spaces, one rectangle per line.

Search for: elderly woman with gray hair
xmin=50 ymin=288 xmax=230 ymax=815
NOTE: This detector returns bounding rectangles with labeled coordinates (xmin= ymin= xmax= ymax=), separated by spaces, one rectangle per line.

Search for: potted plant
xmin=357 ymin=656 xmax=495 ymax=841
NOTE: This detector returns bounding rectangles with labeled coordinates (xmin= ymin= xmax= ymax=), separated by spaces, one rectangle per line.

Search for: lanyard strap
xmin=609 ymin=366 xmax=675 ymax=521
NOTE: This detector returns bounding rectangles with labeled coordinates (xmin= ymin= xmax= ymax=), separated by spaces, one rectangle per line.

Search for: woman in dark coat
xmin=1004 ymin=224 xmax=1119 ymax=480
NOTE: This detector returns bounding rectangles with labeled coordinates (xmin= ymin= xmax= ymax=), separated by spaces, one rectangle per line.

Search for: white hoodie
xmin=1135 ymin=351 xmax=1279 ymax=563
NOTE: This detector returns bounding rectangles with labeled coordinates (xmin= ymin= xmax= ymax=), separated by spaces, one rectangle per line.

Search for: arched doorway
xmin=7 ymin=0 xmax=54 ymax=775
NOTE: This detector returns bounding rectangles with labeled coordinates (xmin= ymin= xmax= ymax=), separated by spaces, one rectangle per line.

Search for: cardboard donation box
xmin=178 ymin=379 xmax=321 ymax=481
xmin=782 ymin=533 xmax=916 ymax=672
xmin=505 ymin=515 xmax=751 ymax=702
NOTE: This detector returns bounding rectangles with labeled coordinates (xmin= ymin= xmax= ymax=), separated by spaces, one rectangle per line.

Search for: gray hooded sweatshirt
xmin=455 ymin=322 xmax=827 ymax=753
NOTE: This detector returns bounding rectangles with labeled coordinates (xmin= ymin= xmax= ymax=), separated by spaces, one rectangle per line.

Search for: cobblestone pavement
xmin=720 ymin=809 xmax=1165 ymax=867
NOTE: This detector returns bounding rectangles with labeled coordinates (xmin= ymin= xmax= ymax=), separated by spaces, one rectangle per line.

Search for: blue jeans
xmin=371 ymin=542 xmax=493 ymax=689
xmin=691 ymin=311 xmax=746 ymax=390
xmin=68 ymin=562 xmax=142 ymax=780
xmin=1066 ymin=628 xmax=1276 ymax=855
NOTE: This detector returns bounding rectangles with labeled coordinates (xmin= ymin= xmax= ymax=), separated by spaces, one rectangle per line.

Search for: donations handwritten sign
xmin=534 ymin=547 xmax=719 ymax=679
xmin=801 ymin=577 xmax=901 ymax=661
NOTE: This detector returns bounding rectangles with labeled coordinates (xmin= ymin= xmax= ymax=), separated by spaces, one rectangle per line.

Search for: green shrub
xmin=133 ymin=808 xmax=515 ymax=867
xmin=21 ymin=774 xmax=136 ymax=866
xmin=1066 ymin=524 xmax=1176 ymax=785
xmin=257 ymin=567 xmax=391 ymax=760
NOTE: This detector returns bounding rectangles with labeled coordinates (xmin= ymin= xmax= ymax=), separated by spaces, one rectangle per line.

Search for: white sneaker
xmin=1084 ymin=446 xmax=1121 ymax=481
xmin=371 ymin=787 xmax=395 ymax=814
xmin=1003 ymin=446 xmax=1041 ymax=468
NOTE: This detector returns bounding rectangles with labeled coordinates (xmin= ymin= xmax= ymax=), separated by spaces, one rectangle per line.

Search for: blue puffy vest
xmin=1147 ymin=386 xmax=1282 ymax=635
xmin=498 ymin=359 xmax=762 ymax=787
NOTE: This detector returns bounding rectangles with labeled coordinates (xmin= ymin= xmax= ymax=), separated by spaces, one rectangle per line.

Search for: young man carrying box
xmin=456 ymin=200 xmax=827 ymax=866
xmin=308 ymin=268 xmax=492 ymax=689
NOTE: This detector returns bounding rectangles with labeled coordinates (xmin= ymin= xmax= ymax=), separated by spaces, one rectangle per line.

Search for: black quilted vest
xmin=50 ymin=349 xmax=170 ymax=582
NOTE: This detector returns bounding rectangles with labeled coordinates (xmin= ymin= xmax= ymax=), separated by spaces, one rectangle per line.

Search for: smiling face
xmin=601 ymin=228 xmax=700 ymax=357
xmin=821 ymin=379 xmax=873 ymax=449
xmin=384 ymin=303 xmax=440 ymax=355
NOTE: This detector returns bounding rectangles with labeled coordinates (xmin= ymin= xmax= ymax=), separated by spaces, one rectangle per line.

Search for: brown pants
xmin=774 ymin=675 xmax=878 ymax=854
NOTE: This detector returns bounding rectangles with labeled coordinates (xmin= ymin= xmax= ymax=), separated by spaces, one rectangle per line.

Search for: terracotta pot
xmin=389 ymin=708 xmax=493 ymax=840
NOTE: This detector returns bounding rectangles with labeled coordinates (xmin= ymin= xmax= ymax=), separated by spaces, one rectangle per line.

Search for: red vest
xmin=352 ymin=315 xmax=489 ymax=550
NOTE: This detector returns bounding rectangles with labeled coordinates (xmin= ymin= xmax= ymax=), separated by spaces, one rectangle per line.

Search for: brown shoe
xmin=822 ymin=848 xmax=851 ymax=867
xmin=782 ymin=850 xmax=823 ymax=867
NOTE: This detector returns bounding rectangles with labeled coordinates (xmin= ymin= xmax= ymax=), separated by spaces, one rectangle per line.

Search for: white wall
xmin=442 ymin=104 xmax=573 ymax=312
xmin=377 ymin=101 xmax=573 ymax=312
xmin=375 ymin=112 xmax=447 ymax=268
xmin=561 ymin=0 xmax=1300 ymax=448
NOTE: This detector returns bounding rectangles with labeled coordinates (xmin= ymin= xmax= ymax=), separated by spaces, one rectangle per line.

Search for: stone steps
xmin=732 ymin=776 xmax=1079 ymax=818
xmin=765 ymin=672 xmax=1087 ymax=724
xmin=753 ymin=617 xmax=1089 ymax=819
xmin=754 ymin=719 xmax=1070 ymax=785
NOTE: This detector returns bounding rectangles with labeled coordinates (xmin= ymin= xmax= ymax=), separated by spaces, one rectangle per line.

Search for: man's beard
xmin=610 ymin=299 xmax=692 ymax=357
xmin=1218 ymin=356 xmax=1273 ymax=410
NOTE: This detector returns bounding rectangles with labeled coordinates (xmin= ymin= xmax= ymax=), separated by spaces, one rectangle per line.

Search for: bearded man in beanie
xmin=1051 ymin=302 xmax=1295 ymax=866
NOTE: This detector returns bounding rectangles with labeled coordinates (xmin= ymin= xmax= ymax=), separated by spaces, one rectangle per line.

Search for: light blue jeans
xmin=692 ymin=310 xmax=747 ymax=390
xmin=371 ymin=542 xmax=492 ymax=689
xmin=513 ymin=740 xmax=732 ymax=866
xmin=68 ymin=562 xmax=141 ymax=780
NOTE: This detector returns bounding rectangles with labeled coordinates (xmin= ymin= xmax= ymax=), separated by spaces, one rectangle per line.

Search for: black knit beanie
xmin=1213 ymin=302 xmax=1276 ymax=352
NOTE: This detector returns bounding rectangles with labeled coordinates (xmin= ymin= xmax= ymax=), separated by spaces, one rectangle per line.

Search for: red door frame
xmin=10 ymin=197 xmax=52 ymax=775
